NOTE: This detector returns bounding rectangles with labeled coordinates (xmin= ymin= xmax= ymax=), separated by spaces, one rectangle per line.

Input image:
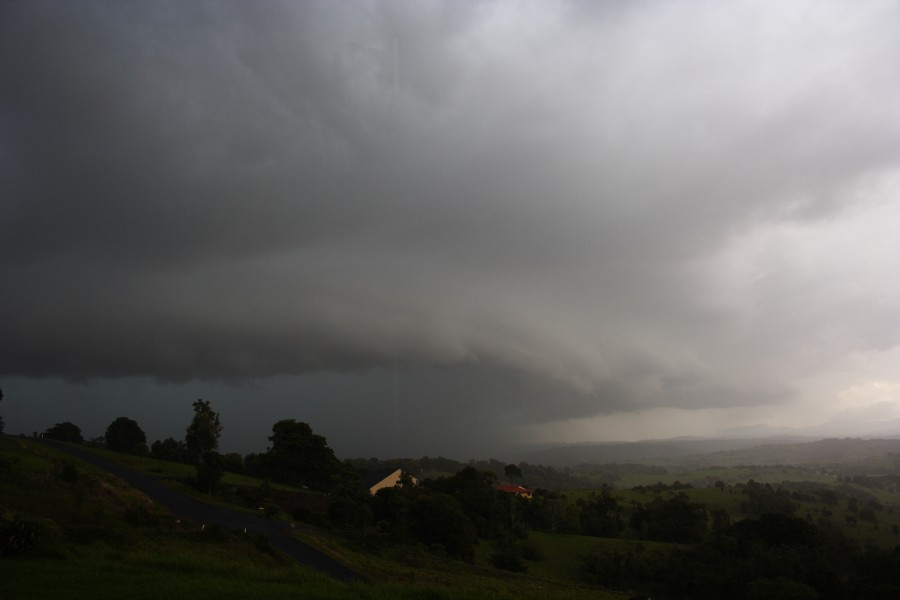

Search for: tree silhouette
xmin=504 ymin=463 xmax=523 ymax=481
xmin=43 ymin=421 xmax=83 ymax=444
xmin=264 ymin=419 xmax=340 ymax=489
xmin=105 ymin=417 xmax=147 ymax=454
xmin=185 ymin=399 xmax=222 ymax=465
xmin=151 ymin=437 xmax=186 ymax=462
xmin=196 ymin=450 xmax=225 ymax=494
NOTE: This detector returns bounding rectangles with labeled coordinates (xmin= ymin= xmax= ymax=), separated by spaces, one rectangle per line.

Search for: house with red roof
xmin=496 ymin=484 xmax=534 ymax=499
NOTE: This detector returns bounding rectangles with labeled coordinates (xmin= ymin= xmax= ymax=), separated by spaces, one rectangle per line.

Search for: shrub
xmin=1 ymin=510 xmax=53 ymax=555
xmin=124 ymin=503 xmax=160 ymax=528
xmin=491 ymin=535 xmax=528 ymax=572
xmin=52 ymin=460 xmax=79 ymax=486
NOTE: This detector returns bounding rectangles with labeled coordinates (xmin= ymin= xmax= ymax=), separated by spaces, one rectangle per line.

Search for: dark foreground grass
xmin=5 ymin=535 xmax=625 ymax=600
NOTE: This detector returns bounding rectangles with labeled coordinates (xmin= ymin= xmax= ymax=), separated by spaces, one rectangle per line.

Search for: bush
xmin=521 ymin=540 xmax=543 ymax=561
xmin=124 ymin=503 xmax=160 ymax=528
xmin=52 ymin=460 xmax=79 ymax=486
xmin=491 ymin=535 xmax=528 ymax=572
xmin=1 ymin=510 xmax=53 ymax=555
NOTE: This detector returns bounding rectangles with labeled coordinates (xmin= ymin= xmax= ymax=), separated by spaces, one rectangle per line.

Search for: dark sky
xmin=2 ymin=1 xmax=899 ymax=458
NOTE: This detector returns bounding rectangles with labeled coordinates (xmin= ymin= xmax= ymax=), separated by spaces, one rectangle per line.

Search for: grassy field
xmin=10 ymin=434 xmax=900 ymax=598
xmin=566 ymin=471 xmax=900 ymax=550
xmin=590 ymin=464 xmax=837 ymax=489
xmin=0 ymin=436 xmax=627 ymax=600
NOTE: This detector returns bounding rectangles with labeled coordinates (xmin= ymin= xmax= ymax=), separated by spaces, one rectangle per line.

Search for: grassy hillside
xmin=14 ymin=433 xmax=900 ymax=598
xmin=0 ymin=436 xmax=628 ymax=600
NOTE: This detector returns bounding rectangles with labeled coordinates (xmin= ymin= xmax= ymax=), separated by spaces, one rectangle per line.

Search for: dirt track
xmin=35 ymin=438 xmax=365 ymax=583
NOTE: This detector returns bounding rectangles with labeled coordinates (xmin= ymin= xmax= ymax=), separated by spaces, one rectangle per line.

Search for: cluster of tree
xmin=369 ymin=483 xmax=478 ymax=560
xmin=629 ymin=492 xmax=709 ymax=543
xmin=472 ymin=486 xmax=711 ymax=545
xmin=325 ymin=464 xmax=711 ymax=571
xmin=148 ymin=414 xmax=346 ymax=494
xmin=631 ymin=480 xmax=694 ymax=493
xmin=39 ymin=400 xmax=229 ymax=494
xmin=243 ymin=420 xmax=343 ymax=490
xmin=739 ymin=480 xmax=798 ymax=516
xmin=576 ymin=490 xmax=624 ymax=537
xmin=332 ymin=465 xmax=540 ymax=568
xmin=583 ymin=512 xmax=900 ymax=599
xmin=42 ymin=421 xmax=83 ymax=444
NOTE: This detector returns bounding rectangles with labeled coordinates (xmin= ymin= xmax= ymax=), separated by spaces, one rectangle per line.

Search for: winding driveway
xmin=36 ymin=438 xmax=364 ymax=583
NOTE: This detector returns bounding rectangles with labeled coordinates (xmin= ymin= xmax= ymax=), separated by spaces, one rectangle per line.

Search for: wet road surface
xmin=35 ymin=438 xmax=365 ymax=583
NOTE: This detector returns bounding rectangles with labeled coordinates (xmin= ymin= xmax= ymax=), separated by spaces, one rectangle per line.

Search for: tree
xmin=264 ymin=419 xmax=340 ymax=489
xmin=371 ymin=485 xmax=477 ymax=559
xmin=104 ymin=417 xmax=147 ymax=454
xmin=577 ymin=490 xmax=624 ymax=537
xmin=151 ymin=437 xmax=186 ymax=463
xmin=222 ymin=452 xmax=244 ymax=474
xmin=43 ymin=422 xmax=83 ymax=444
xmin=630 ymin=493 xmax=708 ymax=543
xmin=185 ymin=399 xmax=222 ymax=465
xmin=426 ymin=466 xmax=502 ymax=538
xmin=196 ymin=451 xmax=225 ymax=494
xmin=407 ymin=488 xmax=477 ymax=560
xmin=504 ymin=463 xmax=523 ymax=481
xmin=740 ymin=480 xmax=797 ymax=516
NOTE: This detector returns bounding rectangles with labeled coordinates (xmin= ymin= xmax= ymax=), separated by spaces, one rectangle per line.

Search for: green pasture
xmin=80 ymin=445 xmax=298 ymax=490
xmin=591 ymin=464 xmax=836 ymax=489
xmin=1 ymin=436 xmax=626 ymax=600
xmin=521 ymin=531 xmax=671 ymax=583
xmin=298 ymin=529 xmax=627 ymax=599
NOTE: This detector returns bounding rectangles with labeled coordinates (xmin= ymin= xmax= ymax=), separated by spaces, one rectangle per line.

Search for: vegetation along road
xmin=37 ymin=438 xmax=364 ymax=583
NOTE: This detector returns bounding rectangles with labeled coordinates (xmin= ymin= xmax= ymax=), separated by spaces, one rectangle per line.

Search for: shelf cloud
xmin=2 ymin=1 xmax=899 ymax=455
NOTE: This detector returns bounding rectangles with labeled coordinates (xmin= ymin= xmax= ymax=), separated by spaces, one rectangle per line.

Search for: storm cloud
xmin=2 ymin=1 xmax=899 ymax=454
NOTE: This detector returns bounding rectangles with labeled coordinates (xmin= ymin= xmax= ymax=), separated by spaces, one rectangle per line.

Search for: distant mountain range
xmin=718 ymin=416 xmax=900 ymax=440
xmin=697 ymin=437 xmax=900 ymax=468
xmin=521 ymin=416 xmax=900 ymax=467
xmin=523 ymin=434 xmax=900 ymax=467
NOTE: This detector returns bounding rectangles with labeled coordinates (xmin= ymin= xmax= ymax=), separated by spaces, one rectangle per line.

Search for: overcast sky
xmin=2 ymin=0 xmax=899 ymax=459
